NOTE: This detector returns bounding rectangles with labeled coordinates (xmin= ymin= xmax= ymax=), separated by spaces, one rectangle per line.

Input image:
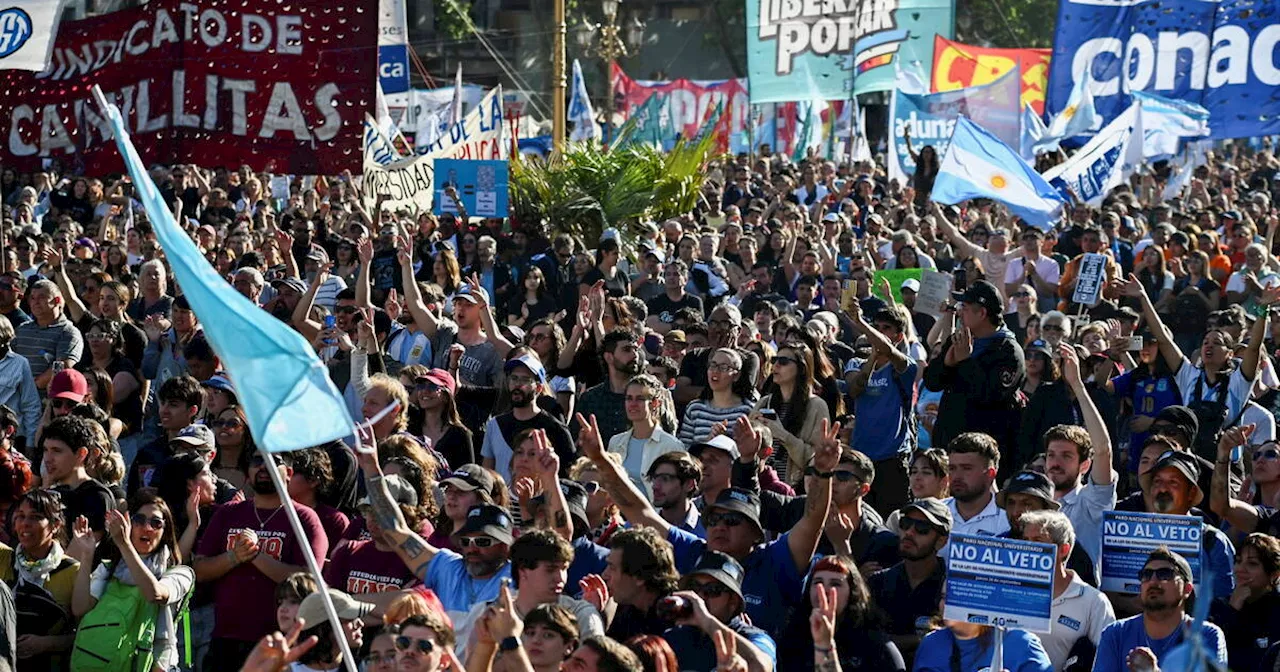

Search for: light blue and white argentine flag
xmin=1020 ymin=103 xmax=1053 ymax=161
xmin=931 ymin=116 xmax=1066 ymax=228
xmin=364 ymin=114 xmax=400 ymax=167
xmin=0 ymin=0 xmax=67 ymax=72
xmin=1046 ymin=69 xmax=1098 ymax=140
xmin=1041 ymin=103 xmax=1144 ymax=207
xmin=1131 ymin=91 xmax=1209 ymax=161
xmin=91 ymin=86 xmax=356 ymax=453
xmin=569 ymin=59 xmax=598 ymax=142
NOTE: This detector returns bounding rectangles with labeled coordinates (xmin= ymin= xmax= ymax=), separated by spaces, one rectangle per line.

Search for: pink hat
xmin=49 ymin=369 xmax=88 ymax=402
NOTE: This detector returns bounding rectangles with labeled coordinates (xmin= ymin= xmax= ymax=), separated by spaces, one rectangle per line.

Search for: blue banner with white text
xmin=1047 ymin=0 xmax=1280 ymax=139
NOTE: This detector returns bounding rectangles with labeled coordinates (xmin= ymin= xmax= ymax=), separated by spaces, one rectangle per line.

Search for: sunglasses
xmin=581 ymin=481 xmax=601 ymax=495
xmin=1138 ymin=567 xmax=1180 ymax=582
xmin=458 ymin=536 xmax=498 ymax=548
xmin=1042 ymin=325 xmax=1065 ymax=332
xmin=211 ymin=419 xmax=242 ymax=429
xmin=394 ymin=636 xmax=436 ymax=654
xmin=51 ymin=398 xmax=78 ymax=410
xmin=130 ymin=513 xmax=165 ymax=530
xmin=802 ymin=466 xmax=859 ymax=482
xmin=646 ymin=473 xmax=681 ymax=485
xmin=1012 ymin=292 xmax=1031 ymax=298
xmin=250 ymin=455 xmax=284 ymax=467
xmin=415 ymin=382 xmax=442 ymax=393
xmin=899 ymin=517 xmax=937 ymax=535
xmin=705 ymin=512 xmax=749 ymax=528
xmin=1255 ymin=448 xmax=1280 ymax=461
xmin=772 ymin=355 xmax=796 ymax=366
xmin=691 ymin=582 xmax=734 ymax=598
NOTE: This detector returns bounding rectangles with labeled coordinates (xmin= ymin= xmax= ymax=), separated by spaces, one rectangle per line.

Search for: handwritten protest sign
xmin=1101 ymin=511 xmax=1202 ymax=593
xmin=915 ymin=270 xmax=953 ymax=318
xmin=945 ymin=534 xmax=1056 ymax=633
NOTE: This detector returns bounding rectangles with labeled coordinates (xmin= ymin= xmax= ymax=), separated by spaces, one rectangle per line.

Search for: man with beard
xmin=480 ymin=353 xmax=575 ymax=483
xmin=600 ymin=527 xmax=682 ymax=641
xmin=1040 ymin=344 xmax=1116 ymax=576
xmin=646 ymin=451 xmax=705 ymax=536
xmin=867 ymin=498 xmax=951 ymax=664
xmin=674 ymin=304 xmax=759 ymax=405
xmin=573 ymin=330 xmax=644 ymax=444
xmin=1093 ymin=549 xmax=1228 ymax=672
xmin=193 ymin=450 xmax=329 ymax=671
xmin=941 ymin=432 xmax=1010 ymax=540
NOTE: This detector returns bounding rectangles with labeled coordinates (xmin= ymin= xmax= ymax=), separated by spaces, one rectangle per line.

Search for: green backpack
xmin=70 ymin=566 xmax=194 ymax=672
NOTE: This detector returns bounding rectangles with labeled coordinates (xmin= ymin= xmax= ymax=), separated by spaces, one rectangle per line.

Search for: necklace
xmin=253 ymin=502 xmax=284 ymax=528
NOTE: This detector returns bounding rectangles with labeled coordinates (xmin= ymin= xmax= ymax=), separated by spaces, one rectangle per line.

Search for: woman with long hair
xmin=459 ymin=232 xmax=479 ymax=269
xmin=152 ymin=452 xmax=224 ymax=559
xmin=406 ymin=369 xmax=474 ymax=470
xmin=1169 ymin=249 xmax=1221 ymax=356
xmin=332 ymin=238 xmax=361 ymax=286
xmin=1135 ymin=245 xmax=1176 ymax=312
xmin=211 ymin=405 xmax=254 ymax=490
xmin=103 ymin=243 xmax=130 ymax=278
xmin=527 ymin=317 xmax=576 ymax=421
xmin=787 ymin=327 xmax=844 ymax=420
xmin=1101 ymin=329 xmax=1178 ymax=475
xmin=1021 ymin=340 xmax=1061 ymax=397
xmin=755 ymin=340 xmax=830 ymax=487
xmin=507 ymin=266 xmax=559 ymax=328
xmin=745 ymin=340 xmax=776 ymax=394
xmin=884 ymin=449 xmax=951 ymax=534
xmin=1005 ymin=284 xmax=1041 ymax=348
xmin=431 ymin=248 xmax=463 ymax=311
xmin=2 ymin=489 xmax=80 ymax=668
xmin=83 ymin=364 xmax=125 ymax=438
xmin=1211 ymin=532 xmax=1280 ymax=672
xmin=778 ymin=556 xmax=905 ymax=671
xmin=0 ymin=447 xmax=34 ymax=546
xmin=68 ymin=489 xmax=194 ymax=672
xmin=678 ymin=348 xmax=753 ymax=445
xmin=625 ymin=634 xmax=679 ymax=672
xmin=77 ymin=318 xmax=143 ymax=433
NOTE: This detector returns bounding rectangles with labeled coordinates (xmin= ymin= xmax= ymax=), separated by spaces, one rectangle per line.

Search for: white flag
xmin=1042 ymin=103 xmax=1144 ymax=207
xmin=0 ymin=0 xmax=69 ymax=72
xmin=449 ymin=64 xmax=464 ymax=126
xmin=568 ymin=59 xmax=598 ymax=142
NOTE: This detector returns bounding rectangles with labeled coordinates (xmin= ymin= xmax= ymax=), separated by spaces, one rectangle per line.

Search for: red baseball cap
xmin=415 ymin=369 xmax=456 ymax=396
xmin=49 ymin=369 xmax=88 ymax=402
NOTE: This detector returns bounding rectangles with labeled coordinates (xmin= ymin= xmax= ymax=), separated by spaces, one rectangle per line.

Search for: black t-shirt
xmin=53 ymin=478 xmax=115 ymax=534
xmin=494 ymin=411 xmax=576 ymax=476
xmin=581 ymin=267 xmax=628 ymax=298
xmin=75 ymin=356 xmax=143 ymax=433
xmin=867 ymin=561 xmax=945 ymax=636
xmin=76 ymin=316 xmax=146 ymax=371
xmin=649 ymin=292 xmax=704 ymax=324
xmin=431 ymin=424 xmax=475 ymax=472
xmin=679 ymin=347 xmax=760 ymax=402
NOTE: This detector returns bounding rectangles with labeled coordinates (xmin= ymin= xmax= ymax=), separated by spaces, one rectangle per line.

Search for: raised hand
xmin=1117 ymin=273 xmax=1144 ymax=298
xmin=809 ymin=583 xmax=838 ymax=648
xmin=386 ymin=289 xmax=403 ymax=322
xmin=67 ymin=515 xmax=96 ymax=562
xmin=447 ymin=344 xmax=466 ymax=371
xmin=185 ymin=487 xmax=203 ymax=529
xmin=486 ymin=582 xmax=524 ymax=640
xmin=273 ymin=229 xmax=294 ymax=251
xmin=713 ymin=627 xmax=748 ymax=672
xmin=812 ymin=418 xmax=842 ymax=473
xmin=239 ymin=618 xmax=320 ymax=672
xmin=707 ymin=421 xmax=728 ymax=441
xmin=578 ymin=574 xmax=610 ymax=614
xmin=1059 ymin=342 xmax=1083 ymax=387
xmin=733 ymin=415 xmax=762 ymax=462
xmin=949 ymin=326 xmax=973 ymax=364
xmin=1217 ymin=423 xmax=1255 ymax=460
xmin=823 ymin=509 xmax=855 ymax=546
xmin=357 ymin=237 xmax=374 ymax=265
xmin=532 ymin=430 xmax=560 ymax=479
xmin=105 ymin=509 xmax=131 ymax=549
xmin=513 ymin=477 xmax=537 ymax=506
xmin=575 ymin=413 xmax=605 ymax=461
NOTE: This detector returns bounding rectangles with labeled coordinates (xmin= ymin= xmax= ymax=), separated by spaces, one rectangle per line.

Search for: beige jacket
xmin=753 ymin=393 xmax=830 ymax=486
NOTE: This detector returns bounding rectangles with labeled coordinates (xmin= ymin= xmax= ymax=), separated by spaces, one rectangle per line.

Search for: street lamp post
xmin=576 ymin=0 xmax=644 ymax=147
xmin=553 ymin=0 xmax=567 ymax=153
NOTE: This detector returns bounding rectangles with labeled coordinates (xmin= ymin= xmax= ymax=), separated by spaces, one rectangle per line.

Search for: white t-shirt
xmin=1242 ymin=401 xmax=1277 ymax=446
xmin=1041 ymin=574 xmax=1117 ymax=671
xmin=1175 ymin=359 xmax=1253 ymax=423
xmin=1225 ymin=270 xmax=1280 ymax=294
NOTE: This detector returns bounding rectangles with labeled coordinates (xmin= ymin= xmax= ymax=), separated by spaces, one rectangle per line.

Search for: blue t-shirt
xmin=1093 ymin=615 xmax=1227 ymax=672
xmin=666 ymin=527 xmax=803 ymax=638
xmin=663 ymin=617 xmax=777 ymax=672
xmin=424 ymin=549 xmax=512 ymax=620
xmin=912 ymin=628 xmax=1053 ymax=672
xmin=1110 ymin=371 xmax=1180 ymax=470
xmin=1203 ymin=524 xmax=1238 ymax=600
xmin=854 ymin=359 xmax=919 ymax=460
xmin=566 ymin=535 xmax=609 ymax=599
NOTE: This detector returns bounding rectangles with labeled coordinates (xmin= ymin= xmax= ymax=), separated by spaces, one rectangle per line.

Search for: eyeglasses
xmin=801 ymin=466 xmax=860 ymax=482
xmin=899 ymin=518 xmax=937 ymax=535
xmin=529 ymin=332 xmax=551 ymax=342
xmin=708 ymin=363 xmax=740 ymax=373
xmin=1255 ymin=448 xmax=1280 ymax=461
xmin=508 ymin=375 xmax=536 ymax=386
xmin=86 ymin=333 xmax=113 ymax=342
xmin=705 ymin=512 xmax=748 ymax=528
xmin=691 ymin=582 xmax=734 ymax=598
xmin=365 ymin=652 xmax=397 ymax=665
xmin=394 ymin=636 xmax=436 ymax=654
xmin=772 ymin=355 xmax=796 ymax=366
xmin=1012 ymin=292 xmax=1031 ymax=298
xmin=1138 ymin=567 xmax=1180 ymax=582
xmin=130 ymin=513 xmax=166 ymax=530
xmin=709 ymin=319 xmax=736 ymax=329
xmin=458 ymin=536 xmax=498 ymax=548
xmin=1042 ymin=325 xmax=1065 ymax=332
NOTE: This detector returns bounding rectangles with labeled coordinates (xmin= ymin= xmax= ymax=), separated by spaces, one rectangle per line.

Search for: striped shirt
xmin=678 ymin=399 xmax=753 ymax=446
xmin=13 ymin=315 xmax=83 ymax=379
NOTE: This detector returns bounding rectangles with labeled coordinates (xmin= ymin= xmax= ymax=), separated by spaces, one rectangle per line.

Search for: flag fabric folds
xmin=1045 ymin=70 xmax=1097 ymax=140
xmin=1041 ymin=103 xmax=1144 ymax=207
xmin=1020 ymin=103 xmax=1055 ymax=161
xmin=449 ymin=64 xmax=464 ymax=126
xmin=0 ymin=0 xmax=69 ymax=72
xmin=91 ymin=86 xmax=356 ymax=454
xmin=931 ymin=116 xmax=1066 ymax=228
xmin=569 ymin=59 xmax=599 ymax=142
xmin=1131 ymin=91 xmax=1210 ymax=161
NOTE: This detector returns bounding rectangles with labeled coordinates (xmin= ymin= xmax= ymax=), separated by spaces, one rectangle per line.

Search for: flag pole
xmin=259 ymin=444 xmax=360 ymax=672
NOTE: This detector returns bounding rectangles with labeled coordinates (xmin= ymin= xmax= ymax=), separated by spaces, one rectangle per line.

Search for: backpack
xmin=71 ymin=565 xmax=194 ymax=672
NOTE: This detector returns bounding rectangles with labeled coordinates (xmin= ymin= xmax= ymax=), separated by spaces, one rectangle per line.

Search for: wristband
xmin=812 ymin=469 xmax=834 ymax=479
xmin=499 ymin=637 xmax=521 ymax=652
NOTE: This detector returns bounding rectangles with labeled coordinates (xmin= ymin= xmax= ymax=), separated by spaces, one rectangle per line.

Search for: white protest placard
xmin=269 ymin=175 xmax=291 ymax=200
xmin=363 ymin=86 xmax=507 ymax=213
xmin=1101 ymin=510 xmax=1203 ymax=594
xmin=915 ymin=270 xmax=953 ymax=319
xmin=945 ymin=534 xmax=1056 ymax=633
xmin=1071 ymin=253 xmax=1107 ymax=306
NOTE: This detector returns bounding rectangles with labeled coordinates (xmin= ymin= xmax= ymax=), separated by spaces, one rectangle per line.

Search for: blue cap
xmin=504 ymin=353 xmax=546 ymax=384
xmin=201 ymin=373 xmax=235 ymax=395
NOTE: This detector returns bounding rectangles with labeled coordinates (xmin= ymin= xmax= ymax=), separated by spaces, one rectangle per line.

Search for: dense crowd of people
xmin=0 ymin=141 xmax=1278 ymax=672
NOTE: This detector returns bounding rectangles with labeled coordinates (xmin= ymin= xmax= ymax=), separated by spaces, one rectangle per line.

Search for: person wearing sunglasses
xmin=661 ymin=550 xmax=775 ymax=672
xmin=866 ymin=498 xmax=950 ymax=663
xmin=1093 ymin=548 xmax=1227 ymax=672
xmin=392 ymin=610 xmax=458 ymax=672
xmin=1211 ymin=426 xmax=1280 ymax=541
xmin=67 ymin=490 xmax=194 ymax=672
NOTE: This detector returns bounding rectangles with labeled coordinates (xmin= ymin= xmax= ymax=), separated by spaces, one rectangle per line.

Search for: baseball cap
xmin=900 ymin=278 xmax=921 ymax=293
xmin=532 ymin=479 xmax=590 ymax=532
xmin=49 ymin=369 xmax=88 ymax=403
xmin=296 ymin=589 xmax=373 ymax=630
xmin=1152 ymin=406 xmax=1198 ymax=445
xmin=504 ymin=353 xmax=547 ymax=384
xmin=643 ymin=246 xmax=666 ymax=264
xmin=305 ymin=245 xmax=330 ymax=265
xmin=201 ymin=373 xmax=236 ymax=395
xmin=689 ymin=434 xmax=741 ymax=461
xmin=1026 ymin=339 xmax=1053 ymax=358
xmin=706 ymin=487 xmax=763 ymax=536
xmin=900 ymin=497 xmax=952 ymax=534
xmin=170 ymin=424 xmax=216 ymax=452
xmin=357 ymin=474 xmax=419 ymax=508
xmin=74 ymin=237 xmax=97 ymax=253
xmin=822 ymin=212 xmax=841 ymax=224
xmin=1142 ymin=549 xmax=1194 ymax=584
xmin=952 ymin=280 xmax=1003 ymax=321
xmin=665 ymin=330 xmax=687 ymax=344
xmin=415 ymin=368 xmax=457 ymax=396
xmin=996 ymin=470 xmax=1061 ymax=510
xmin=1139 ymin=450 xmax=1204 ymax=507
xmin=271 ymin=277 xmax=307 ymax=294
xmin=453 ymin=284 xmax=490 ymax=305
xmin=440 ymin=464 xmax=497 ymax=500
xmin=455 ymin=504 xmax=515 ymax=545
xmin=685 ymin=550 xmax=746 ymax=600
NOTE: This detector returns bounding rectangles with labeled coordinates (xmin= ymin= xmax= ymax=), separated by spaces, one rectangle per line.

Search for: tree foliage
xmin=954 ymin=0 xmax=1058 ymax=49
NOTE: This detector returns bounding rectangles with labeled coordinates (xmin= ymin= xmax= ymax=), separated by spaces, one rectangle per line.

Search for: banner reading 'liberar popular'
xmin=0 ymin=0 xmax=377 ymax=174
xmin=745 ymin=0 xmax=954 ymax=103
